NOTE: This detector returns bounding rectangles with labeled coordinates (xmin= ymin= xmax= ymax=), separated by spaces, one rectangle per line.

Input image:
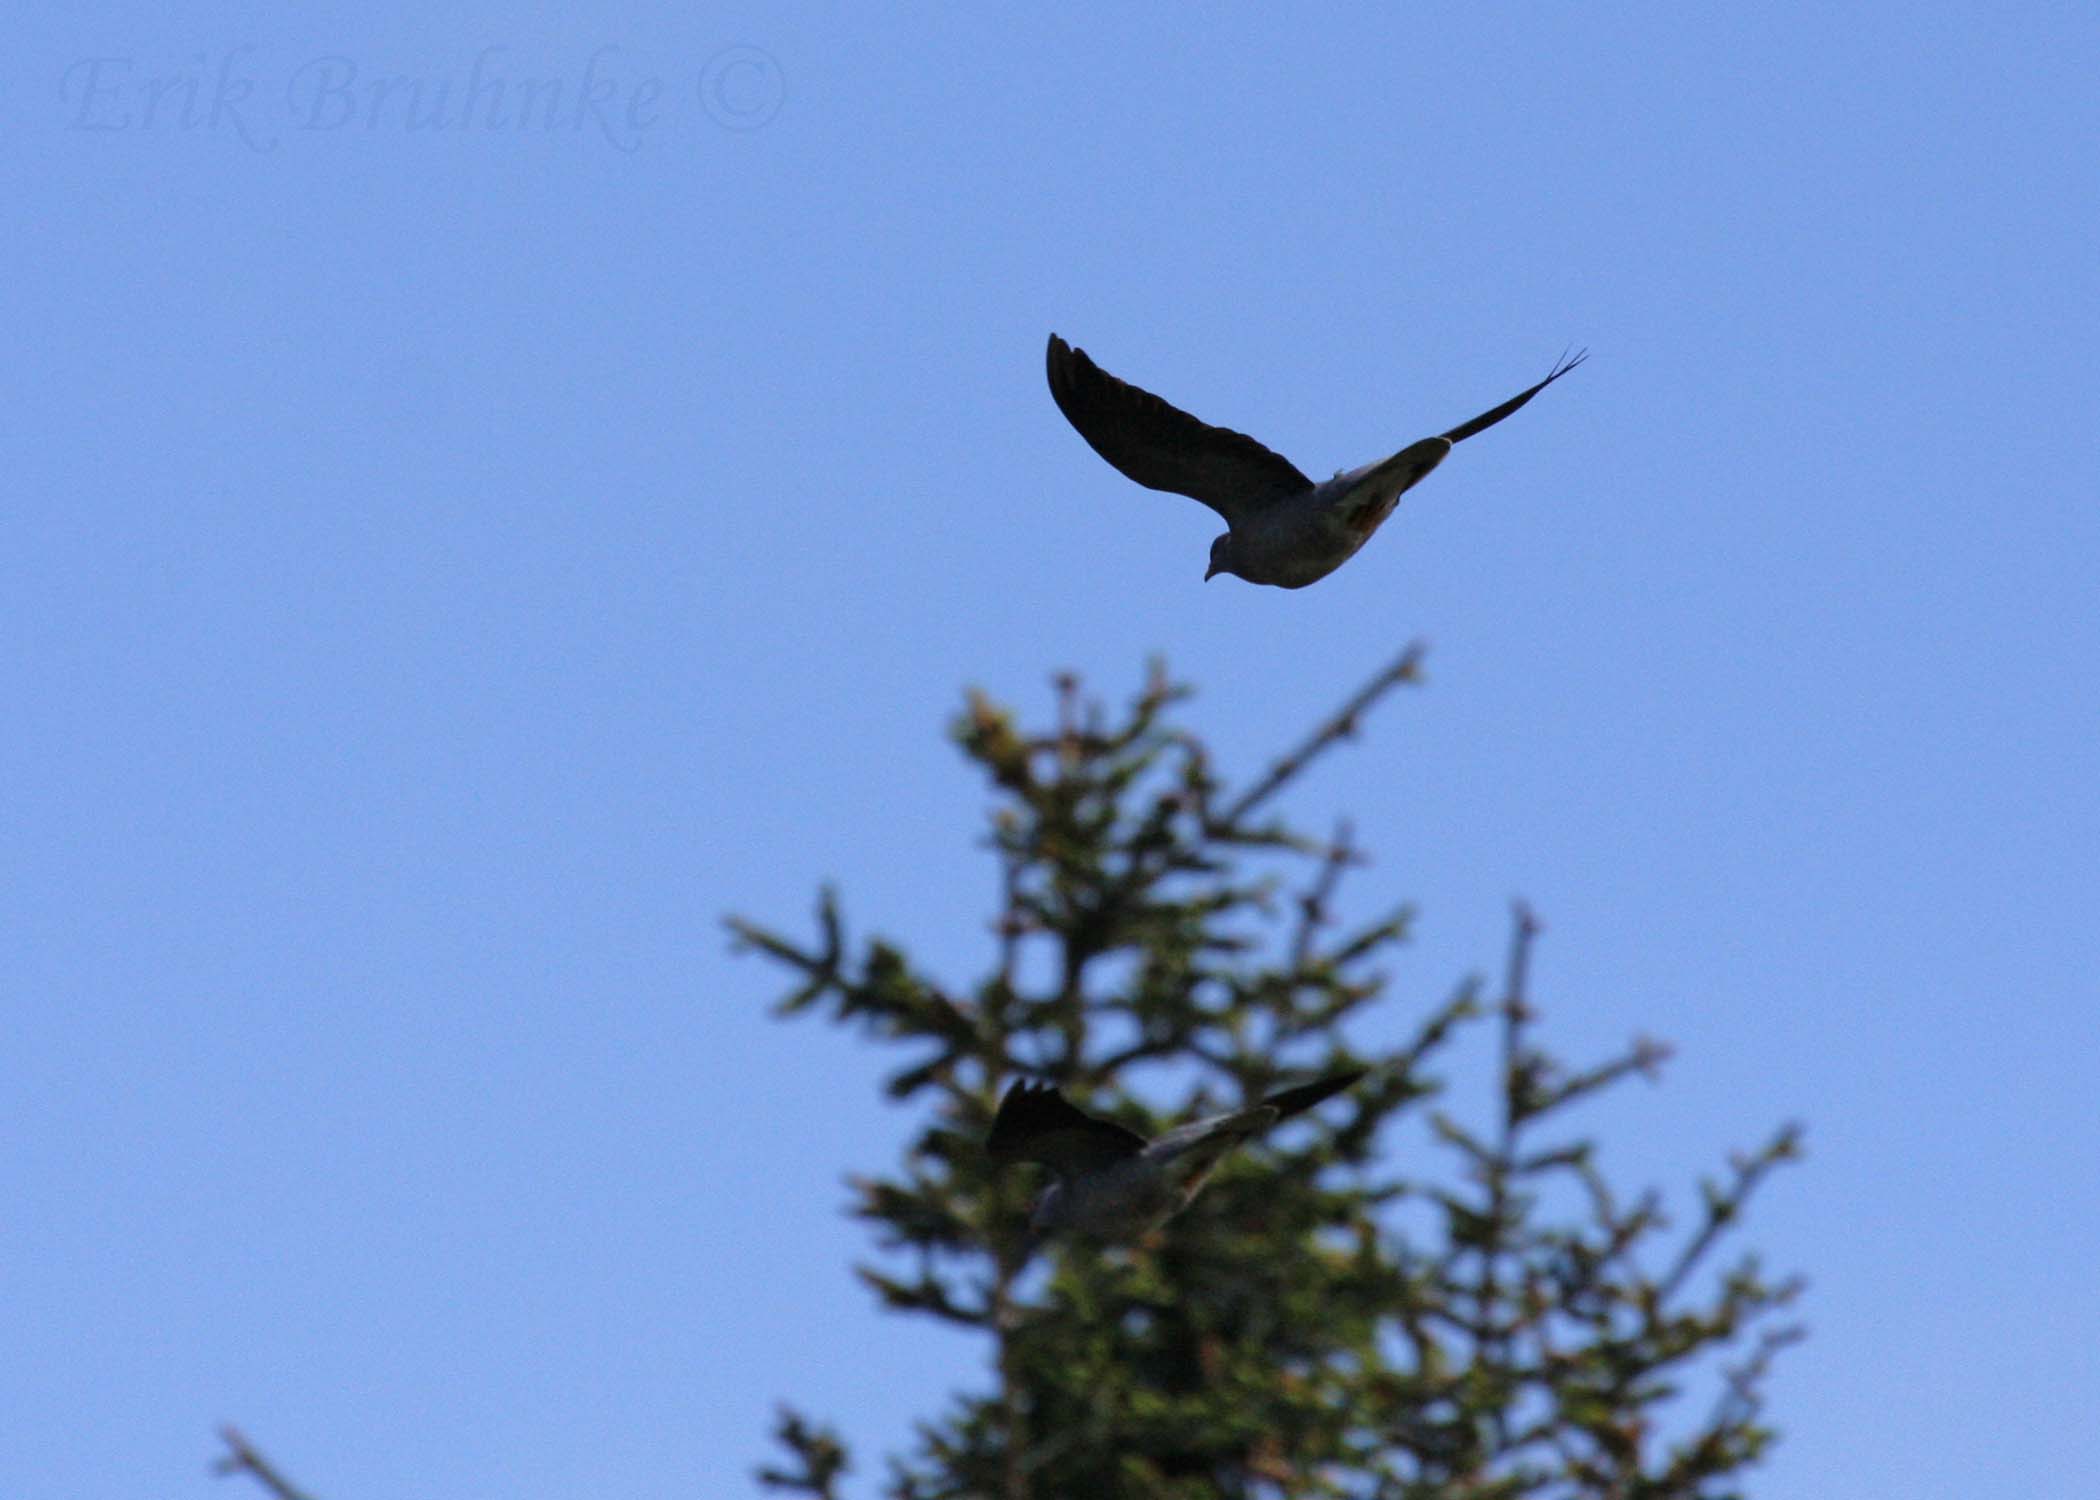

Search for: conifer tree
xmin=738 ymin=648 xmax=1803 ymax=1500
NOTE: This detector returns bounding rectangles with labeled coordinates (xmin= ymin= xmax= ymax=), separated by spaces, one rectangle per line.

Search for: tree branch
xmin=1217 ymin=643 xmax=1424 ymax=828
xmin=212 ymin=1427 xmax=316 ymax=1500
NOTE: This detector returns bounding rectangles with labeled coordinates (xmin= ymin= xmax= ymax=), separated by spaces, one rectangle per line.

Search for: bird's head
xmin=1204 ymin=533 xmax=1236 ymax=582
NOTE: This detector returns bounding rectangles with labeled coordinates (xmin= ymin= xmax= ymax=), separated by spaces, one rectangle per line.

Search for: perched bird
xmin=1046 ymin=333 xmax=1586 ymax=588
xmin=987 ymin=1070 xmax=1365 ymax=1251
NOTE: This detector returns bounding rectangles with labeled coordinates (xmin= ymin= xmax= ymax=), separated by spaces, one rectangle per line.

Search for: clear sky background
xmin=5 ymin=5 xmax=2097 ymax=1498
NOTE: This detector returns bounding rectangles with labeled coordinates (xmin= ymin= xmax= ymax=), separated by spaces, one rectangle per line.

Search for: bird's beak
xmin=1203 ymin=562 xmax=1220 ymax=582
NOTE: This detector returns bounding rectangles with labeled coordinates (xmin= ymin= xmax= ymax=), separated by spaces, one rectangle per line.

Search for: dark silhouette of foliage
xmin=736 ymin=649 xmax=1803 ymax=1500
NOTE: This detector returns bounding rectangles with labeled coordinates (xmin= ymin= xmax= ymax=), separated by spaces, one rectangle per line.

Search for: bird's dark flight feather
xmin=987 ymin=1080 xmax=1148 ymax=1177
xmin=1046 ymin=334 xmax=1313 ymax=524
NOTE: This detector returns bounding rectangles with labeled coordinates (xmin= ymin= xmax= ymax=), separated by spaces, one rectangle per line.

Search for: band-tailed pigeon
xmin=1046 ymin=333 xmax=1585 ymax=588
xmin=987 ymin=1071 xmax=1365 ymax=1250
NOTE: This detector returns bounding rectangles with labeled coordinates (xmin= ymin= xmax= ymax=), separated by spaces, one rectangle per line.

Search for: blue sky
xmin=5 ymin=5 xmax=2097 ymax=1497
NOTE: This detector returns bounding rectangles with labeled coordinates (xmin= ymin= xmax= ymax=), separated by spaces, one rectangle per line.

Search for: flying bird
xmin=1046 ymin=333 xmax=1586 ymax=588
xmin=987 ymin=1070 xmax=1365 ymax=1251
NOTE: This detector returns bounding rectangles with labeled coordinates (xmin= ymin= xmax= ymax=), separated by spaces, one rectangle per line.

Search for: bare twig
xmin=993 ymin=833 xmax=1028 ymax=997
xmin=1500 ymin=900 xmax=1541 ymax=1148
xmin=1289 ymin=819 xmax=1359 ymax=973
xmin=1218 ymin=642 xmax=1425 ymax=828
xmin=1482 ymin=902 xmax=1543 ymax=1458
xmin=1712 ymin=1322 xmax=1808 ymax=1431
xmin=1053 ymin=670 xmax=1083 ymax=769
xmin=1655 ymin=1122 xmax=1806 ymax=1309
xmin=212 ymin=1427 xmax=316 ymax=1500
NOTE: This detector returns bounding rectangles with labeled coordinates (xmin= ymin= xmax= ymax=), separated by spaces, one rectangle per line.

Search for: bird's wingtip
xmin=985 ymin=1078 xmax=1036 ymax=1159
xmin=1045 ymin=332 xmax=1081 ymax=386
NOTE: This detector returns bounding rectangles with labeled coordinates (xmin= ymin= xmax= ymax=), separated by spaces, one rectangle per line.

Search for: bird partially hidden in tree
xmin=987 ymin=1071 xmax=1365 ymax=1253
xmin=1046 ymin=333 xmax=1586 ymax=588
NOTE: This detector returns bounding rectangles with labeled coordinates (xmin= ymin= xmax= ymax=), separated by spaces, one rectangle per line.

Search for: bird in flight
xmin=987 ymin=1070 xmax=1364 ymax=1252
xmin=1046 ymin=334 xmax=1585 ymax=588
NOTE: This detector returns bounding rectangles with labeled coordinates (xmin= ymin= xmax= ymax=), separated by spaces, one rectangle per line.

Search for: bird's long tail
xmin=1439 ymin=348 xmax=1588 ymax=445
xmin=1262 ymin=1069 xmax=1366 ymax=1120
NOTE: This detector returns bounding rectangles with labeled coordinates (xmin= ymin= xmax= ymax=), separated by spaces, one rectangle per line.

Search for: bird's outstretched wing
xmin=1047 ymin=334 xmax=1313 ymax=524
xmin=987 ymin=1080 xmax=1148 ymax=1179
xmin=1334 ymin=440 xmax=1452 ymax=539
xmin=1439 ymin=349 xmax=1588 ymax=445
